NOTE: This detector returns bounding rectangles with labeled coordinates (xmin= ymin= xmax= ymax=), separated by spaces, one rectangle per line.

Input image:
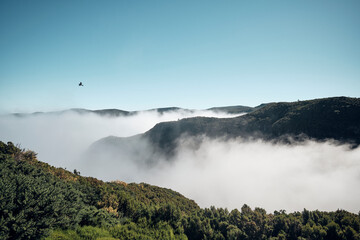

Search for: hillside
xmin=1 ymin=141 xmax=360 ymax=239
xmin=91 ymin=97 xmax=360 ymax=159
xmin=0 ymin=141 xmax=198 ymax=239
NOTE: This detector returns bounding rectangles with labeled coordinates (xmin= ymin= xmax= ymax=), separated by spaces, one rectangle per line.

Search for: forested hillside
xmin=1 ymin=141 xmax=359 ymax=239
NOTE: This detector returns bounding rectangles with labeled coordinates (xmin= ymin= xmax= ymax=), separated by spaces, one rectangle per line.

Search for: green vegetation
xmin=1 ymin=141 xmax=360 ymax=239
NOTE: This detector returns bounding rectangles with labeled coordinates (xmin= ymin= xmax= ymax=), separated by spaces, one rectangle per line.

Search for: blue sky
xmin=0 ymin=0 xmax=359 ymax=113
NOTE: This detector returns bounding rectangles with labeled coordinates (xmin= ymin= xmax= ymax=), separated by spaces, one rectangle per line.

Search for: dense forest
xmin=1 ymin=141 xmax=359 ymax=239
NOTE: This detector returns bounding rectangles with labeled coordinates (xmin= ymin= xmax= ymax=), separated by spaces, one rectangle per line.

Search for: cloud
xmin=0 ymin=109 xmax=242 ymax=168
xmin=150 ymin=138 xmax=360 ymax=213
xmin=1 ymin=109 xmax=359 ymax=214
xmin=84 ymin=135 xmax=360 ymax=214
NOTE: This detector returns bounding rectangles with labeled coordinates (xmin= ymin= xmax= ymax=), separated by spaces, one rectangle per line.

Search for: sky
xmin=0 ymin=0 xmax=359 ymax=113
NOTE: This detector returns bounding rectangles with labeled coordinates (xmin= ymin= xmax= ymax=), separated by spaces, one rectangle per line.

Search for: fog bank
xmin=154 ymin=138 xmax=360 ymax=213
xmin=1 ymin=110 xmax=359 ymax=213
xmin=85 ymin=135 xmax=360 ymax=213
xmin=0 ymin=109 xmax=242 ymax=168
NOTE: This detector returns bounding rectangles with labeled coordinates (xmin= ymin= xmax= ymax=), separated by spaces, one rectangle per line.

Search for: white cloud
xmin=1 ymin=110 xmax=359 ymax=213
xmin=85 ymin=136 xmax=360 ymax=214
xmin=0 ymin=109 xmax=242 ymax=168
xmin=154 ymin=138 xmax=360 ymax=213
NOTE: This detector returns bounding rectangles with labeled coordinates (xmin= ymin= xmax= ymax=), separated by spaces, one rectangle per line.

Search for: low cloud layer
xmin=0 ymin=109 xmax=242 ymax=168
xmin=1 ymin=110 xmax=359 ymax=213
xmin=86 ymin=135 xmax=360 ymax=213
xmin=150 ymin=138 xmax=360 ymax=213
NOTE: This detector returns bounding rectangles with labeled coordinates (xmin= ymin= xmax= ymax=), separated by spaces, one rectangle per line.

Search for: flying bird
xmin=79 ymin=82 xmax=84 ymax=86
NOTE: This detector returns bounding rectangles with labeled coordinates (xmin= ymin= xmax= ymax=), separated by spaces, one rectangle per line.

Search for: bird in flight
xmin=79 ymin=82 xmax=84 ymax=86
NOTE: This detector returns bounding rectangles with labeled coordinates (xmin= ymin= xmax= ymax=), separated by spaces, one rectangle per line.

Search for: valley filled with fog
xmin=1 ymin=109 xmax=359 ymax=213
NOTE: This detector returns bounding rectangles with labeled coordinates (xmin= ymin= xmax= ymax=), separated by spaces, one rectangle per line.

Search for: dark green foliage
xmin=0 ymin=149 xmax=84 ymax=239
xmin=0 ymin=142 xmax=196 ymax=239
xmin=1 ymin=141 xmax=359 ymax=239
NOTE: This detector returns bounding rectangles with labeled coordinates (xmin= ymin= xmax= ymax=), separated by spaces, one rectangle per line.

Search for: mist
xmin=0 ymin=109 xmax=243 ymax=168
xmin=149 ymin=138 xmax=360 ymax=213
xmin=85 ymin=135 xmax=360 ymax=213
xmin=1 ymin=109 xmax=359 ymax=214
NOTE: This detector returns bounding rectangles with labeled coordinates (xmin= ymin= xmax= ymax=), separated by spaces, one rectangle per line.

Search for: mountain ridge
xmin=9 ymin=104 xmax=258 ymax=118
xmin=91 ymin=97 xmax=360 ymax=162
xmin=145 ymin=96 xmax=360 ymax=154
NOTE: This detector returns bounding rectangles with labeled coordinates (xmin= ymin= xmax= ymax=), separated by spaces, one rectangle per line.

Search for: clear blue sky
xmin=0 ymin=0 xmax=359 ymax=113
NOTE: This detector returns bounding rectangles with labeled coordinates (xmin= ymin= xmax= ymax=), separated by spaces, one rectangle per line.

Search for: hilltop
xmin=146 ymin=96 xmax=360 ymax=154
xmin=91 ymin=97 xmax=360 ymax=160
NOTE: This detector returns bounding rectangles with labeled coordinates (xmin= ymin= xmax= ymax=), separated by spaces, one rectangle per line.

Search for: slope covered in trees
xmin=0 ymin=141 xmax=197 ymax=239
xmin=1 ymin=141 xmax=360 ymax=239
